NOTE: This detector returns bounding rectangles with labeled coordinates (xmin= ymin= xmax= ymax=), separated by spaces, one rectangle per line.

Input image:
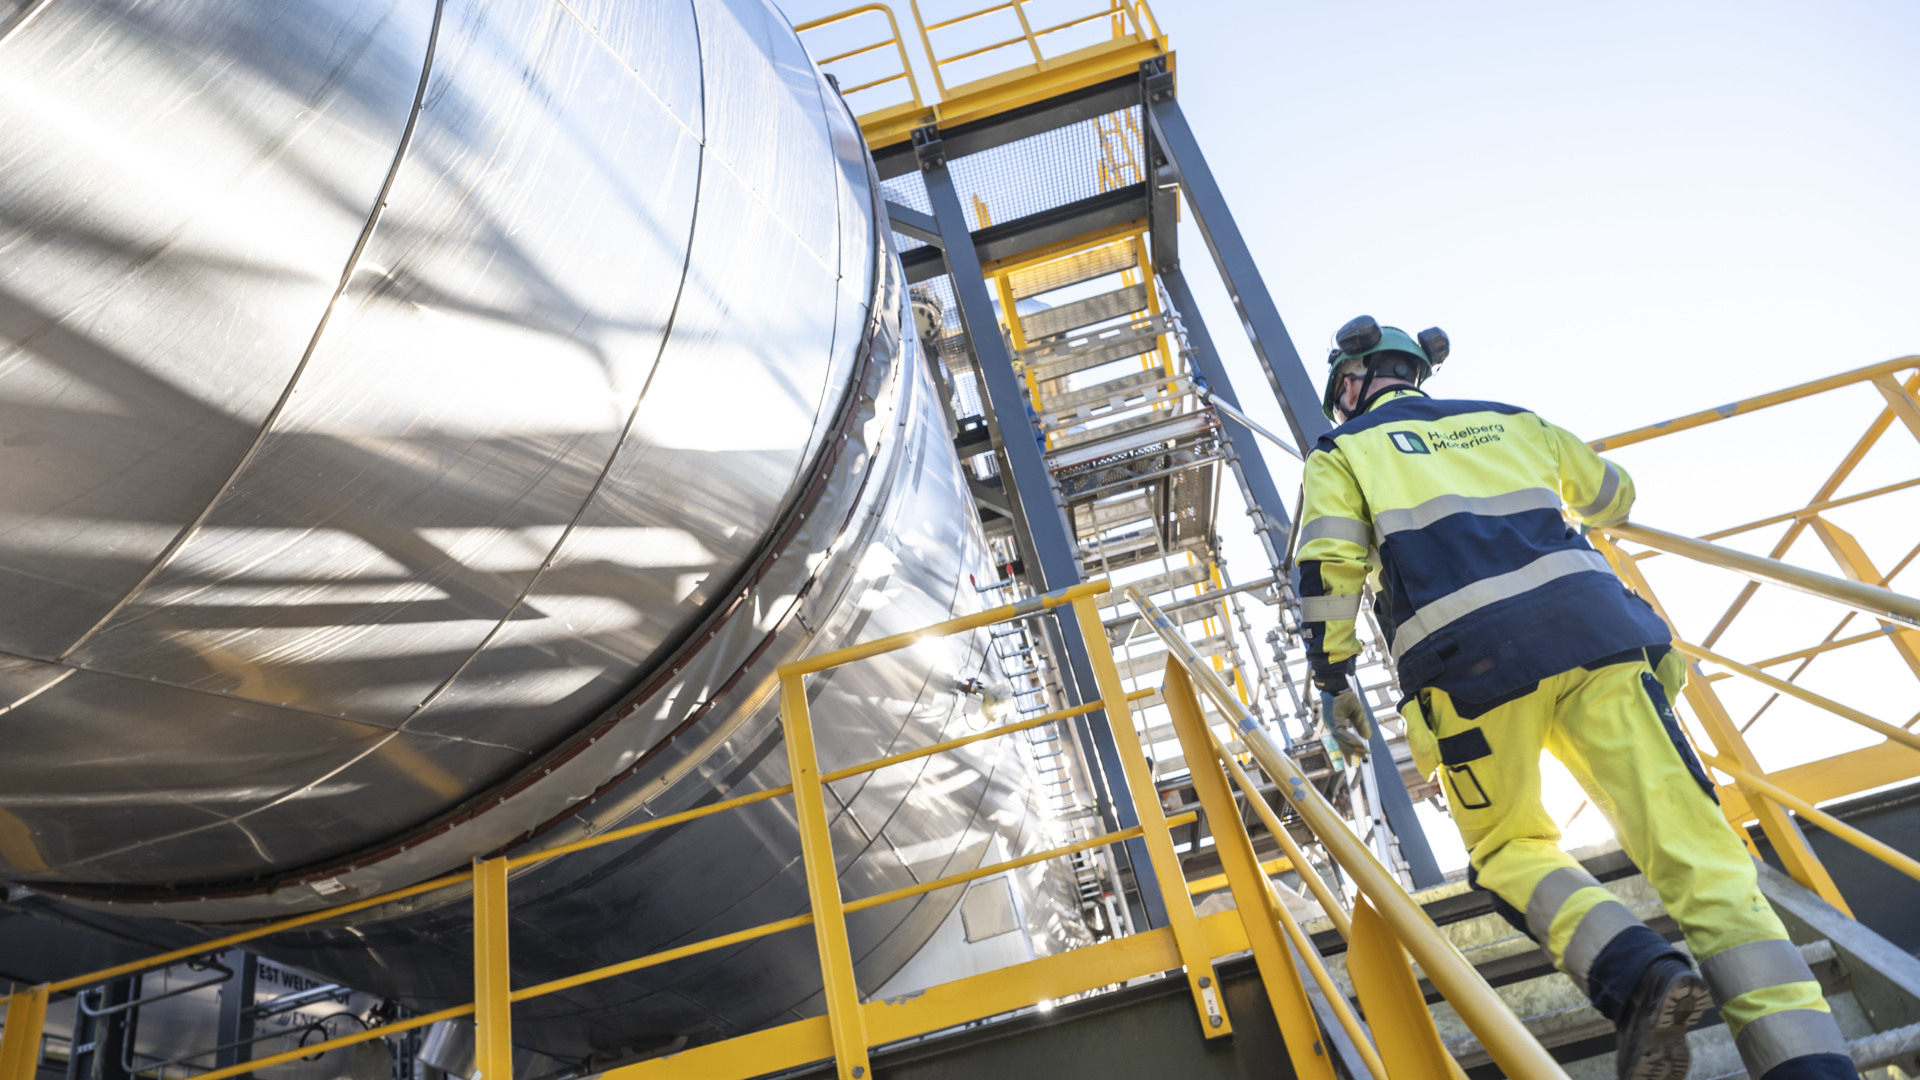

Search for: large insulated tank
xmin=0 ymin=0 xmax=1080 ymax=1058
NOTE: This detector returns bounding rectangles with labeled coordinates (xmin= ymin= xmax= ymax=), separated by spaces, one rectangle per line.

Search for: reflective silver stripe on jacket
xmin=1525 ymin=866 xmax=1604 ymax=942
xmin=1562 ymin=901 xmax=1643 ymax=985
xmin=1573 ymin=462 xmax=1621 ymax=518
xmin=1297 ymin=515 xmax=1373 ymax=551
xmin=1734 ymin=1008 xmax=1850 ymax=1078
xmin=1391 ymin=548 xmax=1615 ymax=658
xmin=1373 ymin=488 xmax=1563 ymax=543
xmin=1300 ymin=593 xmax=1363 ymax=622
xmin=1701 ymin=939 xmax=1819 ymax=1003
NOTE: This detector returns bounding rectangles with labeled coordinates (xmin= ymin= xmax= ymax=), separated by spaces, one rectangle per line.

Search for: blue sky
xmin=781 ymin=0 xmax=1920 ymax=863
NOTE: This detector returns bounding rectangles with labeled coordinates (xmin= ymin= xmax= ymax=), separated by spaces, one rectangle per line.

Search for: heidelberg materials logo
xmin=1389 ymin=431 xmax=1431 ymax=455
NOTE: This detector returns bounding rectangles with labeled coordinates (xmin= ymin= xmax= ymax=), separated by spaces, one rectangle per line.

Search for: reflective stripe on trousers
xmin=1525 ymin=866 xmax=1644 ymax=988
xmin=1701 ymin=940 xmax=1850 ymax=1077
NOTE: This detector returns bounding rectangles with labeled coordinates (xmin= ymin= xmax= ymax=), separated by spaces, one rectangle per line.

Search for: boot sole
xmin=1621 ymin=975 xmax=1711 ymax=1080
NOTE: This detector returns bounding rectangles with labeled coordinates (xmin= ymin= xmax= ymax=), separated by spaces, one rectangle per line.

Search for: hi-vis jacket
xmin=1297 ymin=388 xmax=1670 ymax=704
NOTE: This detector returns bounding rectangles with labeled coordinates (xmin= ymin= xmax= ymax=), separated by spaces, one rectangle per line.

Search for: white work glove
xmin=1322 ymin=680 xmax=1374 ymax=763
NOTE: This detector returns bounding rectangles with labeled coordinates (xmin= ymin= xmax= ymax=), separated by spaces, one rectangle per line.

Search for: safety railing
xmin=1130 ymin=587 xmax=1571 ymax=1080
xmin=794 ymin=5 xmax=927 ymax=133
xmin=3 ymin=580 xmax=1396 ymax=1080
xmin=802 ymin=2 xmax=1170 ymax=146
xmin=1586 ymin=356 xmax=1920 ymax=915
xmin=910 ymin=0 xmax=1163 ymax=99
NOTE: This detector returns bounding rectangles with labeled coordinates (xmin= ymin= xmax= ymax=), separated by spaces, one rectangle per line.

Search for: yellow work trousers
xmin=1416 ymin=652 xmax=1838 ymax=1070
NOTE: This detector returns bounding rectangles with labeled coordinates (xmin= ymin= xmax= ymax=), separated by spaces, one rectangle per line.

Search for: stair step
xmin=1021 ymin=282 xmax=1149 ymax=342
xmin=1038 ymin=367 xmax=1181 ymax=424
xmin=1022 ymin=316 xmax=1170 ymax=382
xmin=1007 ymin=239 xmax=1137 ymax=301
xmin=1048 ymin=410 xmax=1215 ymax=472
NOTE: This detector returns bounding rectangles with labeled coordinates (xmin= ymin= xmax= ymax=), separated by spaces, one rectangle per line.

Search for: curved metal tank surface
xmin=0 ymin=0 xmax=1082 ymax=1055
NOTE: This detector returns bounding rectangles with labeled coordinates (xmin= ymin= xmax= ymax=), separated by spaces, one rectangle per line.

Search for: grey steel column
xmin=215 ymin=951 xmax=258 ymax=1078
xmin=915 ymin=126 xmax=1166 ymax=928
xmin=1160 ymin=263 xmax=1293 ymax=570
xmin=1366 ymin=702 xmax=1445 ymax=888
xmin=1144 ymin=66 xmax=1444 ymax=885
xmin=1142 ymin=64 xmax=1330 ymax=452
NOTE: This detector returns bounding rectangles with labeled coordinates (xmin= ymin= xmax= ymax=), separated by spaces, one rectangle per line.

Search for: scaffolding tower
xmin=798 ymin=0 xmax=1446 ymax=935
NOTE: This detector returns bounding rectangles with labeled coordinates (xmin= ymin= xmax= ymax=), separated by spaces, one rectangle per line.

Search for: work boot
xmin=1616 ymin=956 xmax=1711 ymax=1080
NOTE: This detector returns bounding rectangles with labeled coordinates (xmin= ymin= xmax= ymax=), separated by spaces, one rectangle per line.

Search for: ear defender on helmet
xmin=1335 ymin=314 xmax=1382 ymax=356
xmin=1321 ymin=315 xmax=1448 ymax=422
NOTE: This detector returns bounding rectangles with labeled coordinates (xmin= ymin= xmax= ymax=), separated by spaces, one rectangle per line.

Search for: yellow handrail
xmin=1589 ymin=355 xmax=1920 ymax=452
xmin=1 ymin=581 xmax=1235 ymax=1080
xmin=1671 ymin=639 xmax=1920 ymax=754
xmin=794 ymin=4 xmax=926 ymax=113
xmin=1584 ymin=359 xmax=1920 ymax=913
xmin=1130 ymin=587 xmax=1573 ymax=1080
xmin=1699 ymin=754 xmax=1920 ymax=885
xmin=1597 ymin=520 xmax=1920 ymax=628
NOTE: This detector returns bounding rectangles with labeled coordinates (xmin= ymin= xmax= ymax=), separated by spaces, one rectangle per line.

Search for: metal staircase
xmin=1285 ymin=841 xmax=1920 ymax=1080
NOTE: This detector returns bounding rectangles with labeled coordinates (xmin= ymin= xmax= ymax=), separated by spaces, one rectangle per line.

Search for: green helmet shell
xmin=1321 ymin=324 xmax=1437 ymax=422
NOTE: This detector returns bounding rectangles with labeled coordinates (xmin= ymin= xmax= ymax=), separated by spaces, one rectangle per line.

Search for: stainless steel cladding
xmin=0 ymin=0 xmax=1080 ymax=1054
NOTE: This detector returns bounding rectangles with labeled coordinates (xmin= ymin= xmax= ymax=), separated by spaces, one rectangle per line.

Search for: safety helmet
xmin=1321 ymin=314 xmax=1450 ymax=421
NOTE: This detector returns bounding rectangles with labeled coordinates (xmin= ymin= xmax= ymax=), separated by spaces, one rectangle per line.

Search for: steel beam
xmin=873 ymin=76 xmax=1138 ymax=180
xmin=901 ymin=184 xmax=1148 ymax=284
xmin=915 ymin=125 xmax=1165 ymax=928
xmin=1142 ymin=62 xmax=1330 ymax=452
xmin=884 ymin=202 xmax=942 ymax=249
xmin=1357 ymin=694 xmax=1446 ymax=889
xmin=1144 ymin=61 xmax=1443 ymax=882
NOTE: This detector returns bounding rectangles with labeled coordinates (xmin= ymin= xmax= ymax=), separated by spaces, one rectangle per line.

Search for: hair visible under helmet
xmin=1321 ymin=314 xmax=1450 ymax=422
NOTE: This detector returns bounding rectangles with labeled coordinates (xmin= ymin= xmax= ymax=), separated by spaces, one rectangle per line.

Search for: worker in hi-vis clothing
xmin=1296 ymin=316 xmax=1857 ymax=1080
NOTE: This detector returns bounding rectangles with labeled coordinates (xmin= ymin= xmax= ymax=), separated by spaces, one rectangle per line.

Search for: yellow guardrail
xmin=3 ymin=579 xmax=1388 ymax=1080
xmin=801 ymin=2 xmax=1172 ymax=147
xmin=794 ymin=5 xmax=927 ymax=132
xmin=1131 ymin=587 xmax=1571 ymax=1080
xmin=1587 ymin=355 xmax=1920 ymax=916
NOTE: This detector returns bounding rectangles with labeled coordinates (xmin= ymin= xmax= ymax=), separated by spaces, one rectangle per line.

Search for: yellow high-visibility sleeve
xmin=1299 ymin=443 xmax=1372 ymax=667
xmin=1545 ymin=419 xmax=1636 ymax=526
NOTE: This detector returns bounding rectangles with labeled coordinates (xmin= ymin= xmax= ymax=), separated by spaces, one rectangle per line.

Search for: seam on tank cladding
xmin=56 ymin=0 xmax=452 ymax=662
xmin=1701 ymin=939 xmax=1819 ymax=1003
xmin=1372 ymin=488 xmax=1563 ymax=542
xmin=1525 ymin=865 xmax=1603 ymax=942
xmin=1390 ymin=548 xmax=1614 ymax=658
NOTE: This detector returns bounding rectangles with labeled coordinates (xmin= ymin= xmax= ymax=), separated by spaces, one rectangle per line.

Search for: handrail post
xmin=780 ymin=673 xmax=873 ymax=1080
xmin=1068 ymin=595 xmax=1231 ymax=1037
xmin=0 ymin=985 xmax=49 ymax=1080
xmin=1589 ymin=533 xmax=1854 ymax=914
xmin=1347 ymin=898 xmax=1461 ymax=1080
xmin=1161 ymin=660 xmax=1333 ymax=1078
xmin=1130 ymin=591 xmax=1572 ymax=1080
xmin=472 ymin=856 xmax=514 ymax=1080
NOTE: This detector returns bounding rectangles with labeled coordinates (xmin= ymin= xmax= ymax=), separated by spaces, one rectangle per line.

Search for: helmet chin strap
xmin=1341 ymin=362 xmax=1418 ymax=421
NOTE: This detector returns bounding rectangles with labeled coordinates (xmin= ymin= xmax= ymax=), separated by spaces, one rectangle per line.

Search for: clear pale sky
xmin=781 ymin=0 xmax=1920 ymax=864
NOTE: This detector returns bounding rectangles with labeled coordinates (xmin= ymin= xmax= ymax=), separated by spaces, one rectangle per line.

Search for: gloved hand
xmin=1321 ymin=679 xmax=1374 ymax=763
